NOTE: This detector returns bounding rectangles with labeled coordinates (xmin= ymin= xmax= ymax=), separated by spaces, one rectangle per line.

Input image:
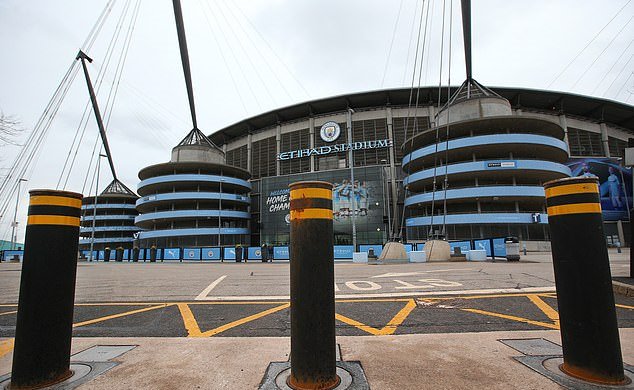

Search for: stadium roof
xmin=208 ymin=87 xmax=634 ymax=145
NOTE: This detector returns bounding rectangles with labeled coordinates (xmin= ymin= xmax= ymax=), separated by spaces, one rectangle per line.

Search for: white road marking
xmin=371 ymin=269 xmax=471 ymax=278
xmin=195 ymin=275 xmax=227 ymax=300
xmin=345 ymin=281 xmax=382 ymax=291
xmin=199 ymin=286 xmax=556 ymax=301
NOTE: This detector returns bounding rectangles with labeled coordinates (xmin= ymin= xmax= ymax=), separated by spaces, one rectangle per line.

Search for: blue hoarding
xmin=248 ymin=247 xmax=262 ymax=260
xmin=274 ymin=246 xmax=289 ymax=260
xmin=492 ymin=238 xmax=506 ymax=257
xmin=474 ymin=239 xmax=491 ymax=256
xmin=223 ymin=247 xmax=236 ymax=260
xmin=163 ymin=248 xmax=180 ymax=260
xmin=183 ymin=248 xmax=201 ymax=260
xmin=403 ymin=244 xmax=413 ymax=253
xmin=3 ymin=250 xmax=23 ymax=261
xmin=449 ymin=241 xmax=472 ymax=253
xmin=202 ymin=247 xmax=221 ymax=260
xmin=334 ymin=245 xmax=354 ymax=259
xmin=138 ymin=249 xmax=145 ymax=260
xmin=359 ymin=244 xmax=383 ymax=257
xmin=123 ymin=249 xmax=129 ymax=260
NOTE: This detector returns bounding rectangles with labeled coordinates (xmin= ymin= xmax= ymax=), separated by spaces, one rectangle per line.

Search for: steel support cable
xmin=173 ymin=0 xmax=200 ymax=130
xmin=204 ymin=2 xmax=263 ymax=112
xmin=75 ymin=0 xmax=141 ymax=192
xmin=547 ymin=0 xmax=632 ymax=88
xmin=605 ymin=52 xmax=634 ymax=97
xmin=381 ymin=0 xmax=406 ymax=88
xmin=397 ymin=0 xmax=430 ymax=239
xmin=232 ymin=2 xmax=311 ymax=99
xmin=402 ymin=0 xmax=424 ymax=86
xmin=441 ymin=0 xmax=453 ymax=236
xmin=591 ymin=37 xmax=634 ymax=95
xmin=59 ymin=0 xmax=134 ymax=189
xmin=220 ymin=0 xmax=294 ymax=103
xmin=615 ymin=69 xmax=634 ymax=99
xmin=214 ymin=0 xmax=278 ymax=107
xmin=428 ymin=0 xmax=448 ymax=238
xmin=423 ymin=0 xmax=437 ymax=86
xmin=570 ymin=14 xmax=634 ymax=90
xmin=197 ymin=0 xmax=249 ymax=115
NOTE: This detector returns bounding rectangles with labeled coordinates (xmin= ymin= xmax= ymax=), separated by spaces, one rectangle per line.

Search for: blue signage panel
xmin=109 ymin=250 xmax=116 ymax=261
xmin=183 ymin=248 xmax=201 ymax=260
xmin=123 ymin=249 xmax=129 ymax=260
xmin=3 ymin=250 xmax=23 ymax=261
xmin=449 ymin=241 xmax=472 ymax=253
xmin=202 ymin=247 xmax=221 ymax=260
xmin=492 ymin=238 xmax=506 ymax=258
xmin=334 ymin=245 xmax=354 ymax=259
xmin=403 ymin=244 xmax=413 ymax=253
xmin=138 ymin=249 xmax=145 ymax=260
xmin=474 ymin=239 xmax=492 ymax=257
xmin=223 ymin=247 xmax=236 ymax=260
xmin=274 ymin=246 xmax=289 ymax=260
xmin=98 ymin=250 xmax=104 ymax=261
xmin=415 ymin=242 xmax=426 ymax=251
xmin=359 ymin=244 xmax=383 ymax=257
xmin=163 ymin=248 xmax=181 ymax=261
xmin=248 ymin=247 xmax=262 ymax=260
xmin=156 ymin=248 xmax=163 ymax=260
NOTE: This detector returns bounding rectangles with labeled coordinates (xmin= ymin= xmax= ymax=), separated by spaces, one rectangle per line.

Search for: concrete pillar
xmin=428 ymin=106 xmax=436 ymax=127
xmin=309 ymin=117 xmax=315 ymax=172
xmin=386 ymin=107 xmax=398 ymax=237
xmin=276 ymin=124 xmax=281 ymax=176
xmin=617 ymin=220 xmax=625 ymax=246
xmin=247 ymin=133 xmax=253 ymax=172
xmin=559 ymin=114 xmax=570 ymax=157
xmin=601 ymin=122 xmax=610 ymax=157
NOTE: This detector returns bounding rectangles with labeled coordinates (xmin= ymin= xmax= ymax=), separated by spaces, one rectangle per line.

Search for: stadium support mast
xmin=461 ymin=0 xmax=472 ymax=81
xmin=76 ymin=50 xmax=118 ymax=181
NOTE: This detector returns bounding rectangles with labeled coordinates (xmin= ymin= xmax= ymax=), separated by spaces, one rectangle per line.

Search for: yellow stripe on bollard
xmin=544 ymin=183 xmax=599 ymax=198
xmin=290 ymin=208 xmax=333 ymax=220
xmin=29 ymin=196 xmax=82 ymax=209
xmin=547 ymin=203 xmax=602 ymax=216
xmin=27 ymin=215 xmax=81 ymax=227
xmin=289 ymin=187 xmax=332 ymax=201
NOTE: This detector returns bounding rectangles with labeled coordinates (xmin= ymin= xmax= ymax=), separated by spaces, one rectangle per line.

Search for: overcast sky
xmin=0 ymin=0 xmax=633 ymax=242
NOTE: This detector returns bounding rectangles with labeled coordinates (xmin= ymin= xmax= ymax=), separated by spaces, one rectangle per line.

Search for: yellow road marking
xmin=527 ymin=294 xmax=559 ymax=325
xmin=0 ymin=338 xmax=14 ymax=359
xmin=178 ymin=303 xmax=290 ymax=338
xmin=0 ymin=310 xmax=17 ymax=317
xmin=29 ymin=195 xmax=82 ymax=208
xmin=616 ymin=303 xmax=633 ymax=310
xmin=335 ymin=299 xmax=417 ymax=336
xmin=545 ymin=183 xmax=598 ymax=198
xmin=72 ymin=304 xmax=171 ymax=328
xmin=547 ymin=203 xmax=601 ymax=216
xmin=462 ymin=308 xmax=560 ymax=330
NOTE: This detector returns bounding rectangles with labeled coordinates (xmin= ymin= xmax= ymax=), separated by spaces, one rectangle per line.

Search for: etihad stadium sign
xmin=277 ymin=139 xmax=393 ymax=160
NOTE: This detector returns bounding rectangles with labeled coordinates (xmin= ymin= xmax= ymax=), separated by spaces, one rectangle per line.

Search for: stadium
xmin=175 ymin=83 xmax=634 ymax=252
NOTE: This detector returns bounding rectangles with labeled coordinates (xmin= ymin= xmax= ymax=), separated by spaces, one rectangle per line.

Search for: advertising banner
xmin=163 ymin=248 xmax=181 ymax=261
xmin=274 ymin=246 xmax=289 ymax=260
xmin=474 ymin=239 xmax=492 ymax=256
xmin=248 ymin=247 xmax=262 ymax=260
xmin=260 ymin=166 xmax=385 ymax=245
xmin=334 ymin=245 xmax=354 ymax=259
xmin=492 ymin=238 xmax=506 ymax=257
xmin=223 ymin=247 xmax=236 ymax=260
xmin=202 ymin=247 xmax=221 ymax=260
xmin=449 ymin=241 xmax=471 ymax=253
xmin=183 ymin=248 xmax=201 ymax=260
xmin=359 ymin=244 xmax=383 ymax=257
xmin=566 ymin=158 xmax=632 ymax=221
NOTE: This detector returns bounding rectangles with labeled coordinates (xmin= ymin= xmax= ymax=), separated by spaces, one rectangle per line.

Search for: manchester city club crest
xmin=320 ymin=121 xmax=341 ymax=143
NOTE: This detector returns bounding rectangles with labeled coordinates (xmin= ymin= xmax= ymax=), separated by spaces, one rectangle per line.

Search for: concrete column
xmin=428 ymin=106 xmax=436 ymax=127
xmin=386 ymin=107 xmax=398 ymax=237
xmin=617 ymin=220 xmax=625 ymax=246
xmin=247 ymin=133 xmax=253 ymax=172
xmin=309 ymin=117 xmax=315 ymax=172
xmin=601 ymin=122 xmax=610 ymax=157
xmin=276 ymin=124 xmax=281 ymax=176
xmin=559 ymin=114 xmax=569 ymax=156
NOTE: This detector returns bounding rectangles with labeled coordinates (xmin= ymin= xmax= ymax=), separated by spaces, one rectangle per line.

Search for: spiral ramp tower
xmin=135 ymin=129 xmax=251 ymax=248
xmin=79 ymin=179 xmax=140 ymax=250
xmin=402 ymin=79 xmax=572 ymax=242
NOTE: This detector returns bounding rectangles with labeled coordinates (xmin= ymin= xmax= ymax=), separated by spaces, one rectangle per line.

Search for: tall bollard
xmin=132 ymin=247 xmax=140 ymax=262
xmin=104 ymin=247 xmax=111 ymax=262
xmin=288 ymin=181 xmax=339 ymax=390
xmin=544 ymin=177 xmax=628 ymax=385
xmin=10 ymin=190 xmax=82 ymax=388
xmin=150 ymin=245 xmax=157 ymax=263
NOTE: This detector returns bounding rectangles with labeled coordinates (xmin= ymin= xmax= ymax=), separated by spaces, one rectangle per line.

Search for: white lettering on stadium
xmin=277 ymin=139 xmax=393 ymax=160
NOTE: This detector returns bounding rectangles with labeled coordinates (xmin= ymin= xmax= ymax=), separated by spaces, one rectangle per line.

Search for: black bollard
xmin=104 ymin=247 xmax=111 ymax=262
xmin=132 ymin=247 xmax=140 ymax=262
xmin=10 ymin=189 xmax=82 ymax=388
xmin=544 ymin=177 xmax=628 ymax=385
xmin=288 ymin=181 xmax=339 ymax=390
xmin=150 ymin=246 xmax=157 ymax=263
xmin=115 ymin=246 xmax=123 ymax=262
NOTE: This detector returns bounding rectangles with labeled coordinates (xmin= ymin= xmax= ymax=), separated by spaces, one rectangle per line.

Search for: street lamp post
xmin=89 ymin=154 xmax=107 ymax=262
xmin=347 ymin=108 xmax=357 ymax=251
xmin=11 ymin=178 xmax=27 ymax=250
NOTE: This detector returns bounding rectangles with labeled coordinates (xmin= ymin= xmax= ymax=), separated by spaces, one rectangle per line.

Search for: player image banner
xmin=260 ymin=166 xmax=386 ymax=245
xmin=566 ymin=157 xmax=632 ymax=221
